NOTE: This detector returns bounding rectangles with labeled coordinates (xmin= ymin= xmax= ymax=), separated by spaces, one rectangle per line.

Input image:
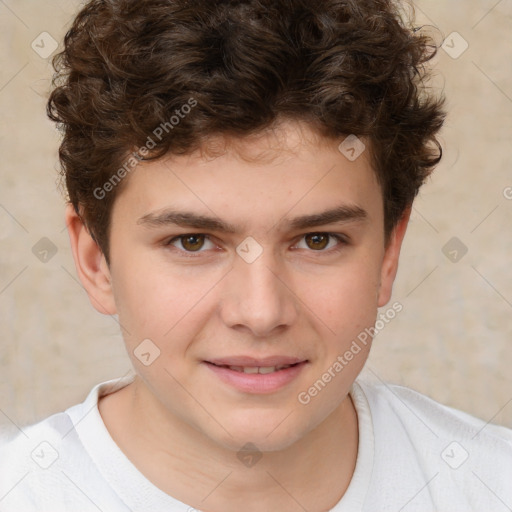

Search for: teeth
xmin=242 ymin=366 xmax=259 ymax=374
xmin=226 ymin=364 xmax=293 ymax=374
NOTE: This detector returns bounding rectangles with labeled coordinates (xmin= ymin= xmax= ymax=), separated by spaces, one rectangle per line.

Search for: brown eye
xmin=180 ymin=234 xmax=206 ymax=251
xmin=304 ymin=233 xmax=330 ymax=250
xmin=166 ymin=234 xmax=217 ymax=255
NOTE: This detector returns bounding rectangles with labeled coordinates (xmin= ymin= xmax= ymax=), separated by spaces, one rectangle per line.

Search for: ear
xmin=377 ymin=206 xmax=411 ymax=307
xmin=65 ymin=203 xmax=117 ymax=315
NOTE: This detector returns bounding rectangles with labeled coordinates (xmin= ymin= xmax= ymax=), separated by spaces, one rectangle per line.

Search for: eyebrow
xmin=288 ymin=205 xmax=368 ymax=230
xmin=137 ymin=204 xmax=368 ymax=233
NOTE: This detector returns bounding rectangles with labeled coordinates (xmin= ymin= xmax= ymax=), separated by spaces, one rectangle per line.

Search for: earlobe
xmin=377 ymin=206 xmax=411 ymax=308
xmin=65 ymin=203 xmax=117 ymax=315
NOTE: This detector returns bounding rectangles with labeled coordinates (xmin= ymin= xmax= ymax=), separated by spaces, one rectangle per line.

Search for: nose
xmin=219 ymin=253 xmax=298 ymax=338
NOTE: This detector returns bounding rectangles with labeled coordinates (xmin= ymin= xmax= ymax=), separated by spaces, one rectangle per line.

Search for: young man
xmin=1 ymin=0 xmax=511 ymax=510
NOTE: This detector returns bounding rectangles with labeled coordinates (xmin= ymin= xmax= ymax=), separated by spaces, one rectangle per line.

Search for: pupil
xmin=183 ymin=235 xmax=204 ymax=251
xmin=306 ymin=233 xmax=328 ymax=250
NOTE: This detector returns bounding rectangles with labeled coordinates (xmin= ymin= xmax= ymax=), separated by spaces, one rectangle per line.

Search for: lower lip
xmin=204 ymin=361 xmax=307 ymax=394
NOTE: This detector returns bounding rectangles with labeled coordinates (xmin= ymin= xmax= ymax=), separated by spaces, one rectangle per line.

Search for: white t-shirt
xmin=1 ymin=374 xmax=511 ymax=511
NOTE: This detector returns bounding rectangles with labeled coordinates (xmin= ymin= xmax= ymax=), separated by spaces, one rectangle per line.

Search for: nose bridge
xmin=221 ymin=249 xmax=297 ymax=336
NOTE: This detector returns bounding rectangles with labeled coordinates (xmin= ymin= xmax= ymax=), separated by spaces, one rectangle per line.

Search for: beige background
xmin=0 ymin=0 xmax=511 ymax=433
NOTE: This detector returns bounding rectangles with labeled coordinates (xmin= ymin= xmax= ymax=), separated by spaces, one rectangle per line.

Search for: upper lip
xmin=206 ymin=356 xmax=307 ymax=367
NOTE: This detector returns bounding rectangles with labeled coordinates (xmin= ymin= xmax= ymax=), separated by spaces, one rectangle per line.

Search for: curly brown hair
xmin=48 ymin=0 xmax=445 ymax=264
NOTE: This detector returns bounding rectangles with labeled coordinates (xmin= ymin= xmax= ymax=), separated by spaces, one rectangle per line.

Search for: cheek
xmin=302 ymin=257 xmax=381 ymax=334
xmin=110 ymin=257 xmax=223 ymax=346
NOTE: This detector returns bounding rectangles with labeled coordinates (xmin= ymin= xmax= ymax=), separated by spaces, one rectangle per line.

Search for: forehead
xmin=113 ymin=121 xmax=382 ymax=228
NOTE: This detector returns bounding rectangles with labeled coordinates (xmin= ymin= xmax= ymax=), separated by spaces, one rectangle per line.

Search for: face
xmin=80 ymin=121 xmax=406 ymax=452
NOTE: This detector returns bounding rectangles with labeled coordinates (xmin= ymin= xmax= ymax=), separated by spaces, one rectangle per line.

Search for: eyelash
xmin=163 ymin=233 xmax=349 ymax=257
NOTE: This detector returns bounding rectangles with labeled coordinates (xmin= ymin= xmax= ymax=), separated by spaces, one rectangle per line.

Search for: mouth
xmin=207 ymin=362 xmax=301 ymax=374
xmin=203 ymin=357 xmax=308 ymax=394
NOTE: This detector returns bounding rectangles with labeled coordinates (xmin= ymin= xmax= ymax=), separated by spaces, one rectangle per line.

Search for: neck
xmin=99 ymin=377 xmax=359 ymax=512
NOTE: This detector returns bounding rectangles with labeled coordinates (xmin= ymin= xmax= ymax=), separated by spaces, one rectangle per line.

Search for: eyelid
xmin=165 ymin=233 xmax=216 ymax=253
xmin=292 ymin=232 xmax=349 ymax=252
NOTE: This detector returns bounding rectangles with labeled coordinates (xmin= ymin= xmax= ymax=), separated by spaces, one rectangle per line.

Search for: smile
xmin=216 ymin=364 xmax=296 ymax=374
xmin=204 ymin=360 xmax=308 ymax=394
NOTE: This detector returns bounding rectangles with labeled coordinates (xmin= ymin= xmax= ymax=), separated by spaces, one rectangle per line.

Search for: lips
xmin=206 ymin=355 xmax=306 ymax=367
xmin=213 ymin=363 xmax=297 ymax=374
xmin=205 ymin=356 xmax=306 ymax=375
xmin=204 ymin=356 xmax=308 ymax=393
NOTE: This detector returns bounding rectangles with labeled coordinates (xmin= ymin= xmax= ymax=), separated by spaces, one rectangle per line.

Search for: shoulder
xmin=0 ymin=410 xmax=84 ymax=511
xmin=0 ymin=408 xmax=76 ymax=466
xmin=356 ymin=376 xmax=512 ymax=446
xmin=352 ymin=375 xmax=512 ymax=510
xmin=0 ymin=376 xmax=134 ymax=512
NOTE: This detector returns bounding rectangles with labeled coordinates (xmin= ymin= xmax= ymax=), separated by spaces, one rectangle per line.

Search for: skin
xmin=66 ymin=120 xmax=410 ymax=511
